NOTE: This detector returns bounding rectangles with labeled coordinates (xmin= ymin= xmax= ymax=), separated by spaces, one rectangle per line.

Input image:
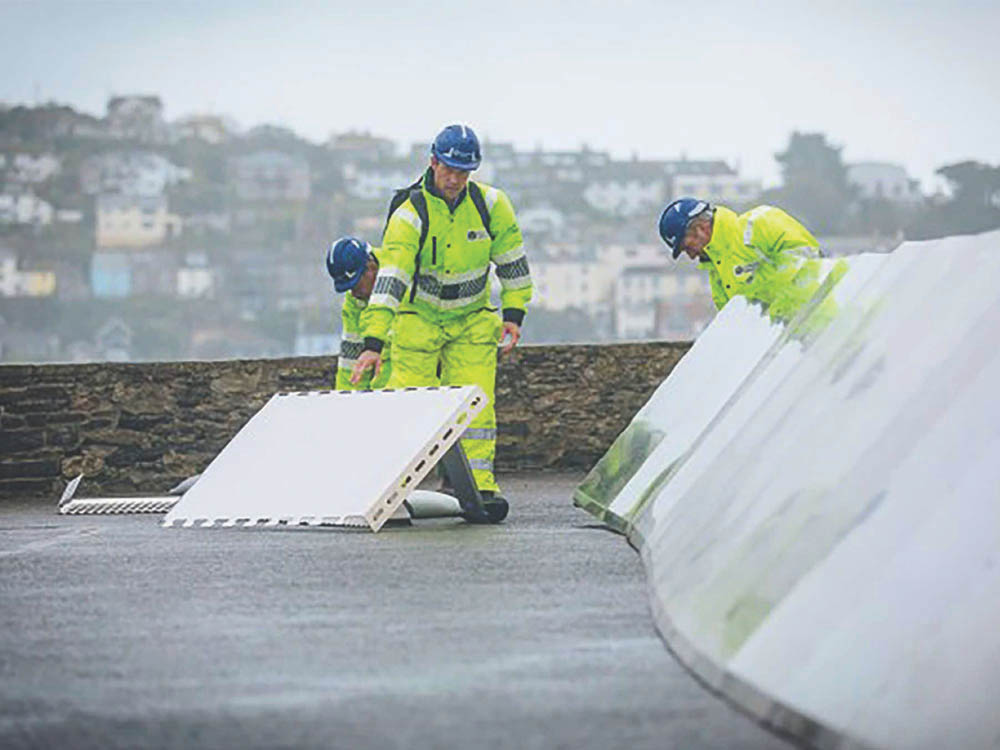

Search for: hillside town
xmin=0 ymin=95 xmax=952 ymax=362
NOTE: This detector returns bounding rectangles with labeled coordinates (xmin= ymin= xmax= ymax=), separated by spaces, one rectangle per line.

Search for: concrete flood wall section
xmin=575 ymin=231 xmax=1000 ymax=748
xmin=0 ymin=341 xmax=690 ymax=502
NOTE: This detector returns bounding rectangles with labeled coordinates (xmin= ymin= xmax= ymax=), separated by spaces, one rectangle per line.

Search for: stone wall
xmin=0 ymin=341 xmax=690 ymax=501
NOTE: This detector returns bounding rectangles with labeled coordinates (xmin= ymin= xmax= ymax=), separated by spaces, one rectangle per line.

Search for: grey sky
xmin=1 ymin=0 xmax=997 ymax=189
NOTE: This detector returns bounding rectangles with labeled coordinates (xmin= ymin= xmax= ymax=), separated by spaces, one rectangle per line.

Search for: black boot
xmin=478 ymin=490 xmax=509 ymax=523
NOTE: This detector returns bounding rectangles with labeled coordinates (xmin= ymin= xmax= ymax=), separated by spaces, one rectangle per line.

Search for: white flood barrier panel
xmin=575 ymin=254 xmax=887 ymax=532
xmin=576 ymin=232 xmax=1000 ymax=748
xmin=164 ymin=386 xmax=485 ymax=532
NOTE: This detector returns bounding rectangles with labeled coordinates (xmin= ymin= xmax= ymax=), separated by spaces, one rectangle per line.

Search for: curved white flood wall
xmin=575 ymin=232 xmax=1000 ymax=749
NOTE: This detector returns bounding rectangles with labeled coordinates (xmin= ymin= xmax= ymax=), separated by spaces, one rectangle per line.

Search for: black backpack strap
xmin=407 ymin=189 xmax=430 ymax=303
xmin=468 ymin=182 xmax=493 ymax=239
xmin=382 ymin=176 xmax=425 ymax=242
xmin=409 ymin=190 xmax=429 ymax=252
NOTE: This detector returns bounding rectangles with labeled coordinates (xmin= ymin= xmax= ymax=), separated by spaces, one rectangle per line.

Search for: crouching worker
xmin=326 ymin=236 xmax=392 ymax=390
xmin=658 ymin=198 xmax=848 ymax=332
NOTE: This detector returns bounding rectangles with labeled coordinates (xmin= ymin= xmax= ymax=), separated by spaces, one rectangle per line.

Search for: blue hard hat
xmin=326 ymin=236 xmax=370 ymax=292
xmin=431 ymin=124 xmax=482 ymax=171
xmin=658 ymin=198 xmax=711 ymax=259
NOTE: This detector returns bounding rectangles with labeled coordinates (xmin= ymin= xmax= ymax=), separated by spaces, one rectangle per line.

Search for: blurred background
xmin=0 ymin=0 xmax=997 ymax=362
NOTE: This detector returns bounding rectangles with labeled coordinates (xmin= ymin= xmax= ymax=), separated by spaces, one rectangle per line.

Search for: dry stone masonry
xmin=0 ymin=342 xmax=690 ymax=501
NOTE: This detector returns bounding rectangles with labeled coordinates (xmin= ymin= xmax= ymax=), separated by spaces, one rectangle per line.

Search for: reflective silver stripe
xmin=338 ymin=355 xmax=357 ymax=370
xmin=484 ymin=186 xmax=499 ymax=210
xmin=394 ymin=206 xmax=422 ymax=232
xmin=492 ymin=244 xmax=524 ymax=265
xmin=369 ymin=267 xmax=412 ymax=309
xmin=468 ymin=458 xmax=494 ymax=472
xmin=782 ymin=245 xmax=822 ymax=260
xmin=462 ymin=428 xmax=497 ymax=440
xmin=412 ymin=270 xmax=490 ymax=310
xmin=743 ymin=205 xmax=773 ymax=245
xmin=496 ymin=255 xmax=530 ymax=281
xmin=340 ymin=340 xmax=364 ymax=359
xmin=342 ymin=332 xmax=362 ymax=343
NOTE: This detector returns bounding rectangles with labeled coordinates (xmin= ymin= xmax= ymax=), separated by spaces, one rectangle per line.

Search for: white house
xmin=173 ymin=115 xmax=230 ymax=144
xmin=80 ymin=151 xmax=192 ymax=197
xmin=96 ymin=194 xmax=182 ymax=248
xmin=0 ymin=250 xmax=57 ymax=297
xmin=176 ymin=252 xmax=215 ymax=298
xmin=230 ymin=151 xmax=311 ymax=202
xmin=669 ymin=173 xmax=762 ymax=205
xmin=0 ymin=192 xmax=54 ymax=226
xmin=342 ymin=163 xmax=415 ymax=201
xmin=518 ymin=207 xmax=566 ymax=234
xmin=530 ymin=259 xmax=609 ymax=312
xmin=10 ymin=153 xmax=61 ymax=183
xmin=848 ymin=162 xmax=923 ymax=204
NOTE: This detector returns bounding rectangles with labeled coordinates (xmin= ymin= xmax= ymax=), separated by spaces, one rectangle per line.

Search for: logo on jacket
xmin=467 ymin=229 xmax=489 ymax=241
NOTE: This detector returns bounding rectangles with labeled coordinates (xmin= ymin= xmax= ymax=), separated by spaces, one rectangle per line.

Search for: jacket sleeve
xmin=703 ymin=262 xmax=729 ymax=310
xmin=336 ymin=296 xmax=364 ymax=390
xmin=746 ymin=206 xmax=822 ymax=262
xmin=485 ymin=187 xmax=532 ymax=325
xmin=361 ymin=201 xmax=421 ymax=349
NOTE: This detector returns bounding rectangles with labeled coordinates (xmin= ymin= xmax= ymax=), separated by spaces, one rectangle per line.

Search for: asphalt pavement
xmin=0 ymin=472 xmax=791 ymax=750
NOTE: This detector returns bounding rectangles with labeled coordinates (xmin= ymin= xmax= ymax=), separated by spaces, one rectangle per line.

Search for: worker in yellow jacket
xmin=351 ymin=124 xmax=532 ymax=503
xmin=325 ymin=236 xmax=391 ymax=390
xmin=658 ymin=198 xmax=847 ymax=325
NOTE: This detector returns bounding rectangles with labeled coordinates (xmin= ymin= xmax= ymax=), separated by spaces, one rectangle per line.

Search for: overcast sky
xmin=1 ymin=0 xmax=997 ymax=190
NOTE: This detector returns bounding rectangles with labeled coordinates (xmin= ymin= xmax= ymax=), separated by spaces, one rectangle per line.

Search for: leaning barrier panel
xmin=577 ymin=231 xmax=1000 ymax=748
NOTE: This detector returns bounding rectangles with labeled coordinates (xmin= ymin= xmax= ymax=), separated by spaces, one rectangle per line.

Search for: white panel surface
xmin=576 ymin=233 xmax=1000 ymax=748
xmin=575 ymin=254 xmax=887 ymax=532
xmin=164 ymin=386 xmax=485 ymax=532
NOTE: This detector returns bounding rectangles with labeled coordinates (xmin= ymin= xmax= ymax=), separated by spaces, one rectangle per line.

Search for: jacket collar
xmin=701 ymin=205 xmax=737 ymax=264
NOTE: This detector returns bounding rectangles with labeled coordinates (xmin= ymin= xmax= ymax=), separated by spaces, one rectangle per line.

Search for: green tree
xmin=906 ymin=161 xmax=1000 ymax=240
xmin=764 ymin=132 xmax=856 ymax=234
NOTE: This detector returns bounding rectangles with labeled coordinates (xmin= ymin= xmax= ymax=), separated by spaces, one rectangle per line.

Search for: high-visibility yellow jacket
xmin=335 ymin=248 xmax=391 ymax=390
xmin=700 ymin=205 xmax=841 ymax=323
xmin=361 ymin=171 xmax=532 ymax=351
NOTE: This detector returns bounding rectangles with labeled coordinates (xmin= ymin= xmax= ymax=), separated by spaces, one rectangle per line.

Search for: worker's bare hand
xmin=498 ymin=321 xmax=521 ymax=355
xmin=350 ymin=350 xmax=382 ymax=384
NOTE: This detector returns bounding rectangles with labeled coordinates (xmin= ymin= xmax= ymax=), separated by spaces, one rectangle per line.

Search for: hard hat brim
xmin=434 ymin=152 xmax=480 ymax=171
xmin=333 ymin=274 xmax=363 ymax=293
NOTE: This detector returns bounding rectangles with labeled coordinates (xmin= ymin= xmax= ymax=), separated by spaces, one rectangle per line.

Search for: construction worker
xmin=658 ymin=198 xmax=847 ymax=325
xmin=326 ymin=236 xmax=391 ymax=390
xmin=351 ymin=124 xmax=533 ymax=505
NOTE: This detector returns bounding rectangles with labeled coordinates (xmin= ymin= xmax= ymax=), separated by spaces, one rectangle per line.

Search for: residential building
xmin=90 ymin=253 xmax=131 ymax=298
xmin=342 ymin=162 xmax=415 ymax=201
xmin=582 ymin=161 xmax=668 ymax=218
xmin=177 ymin=253 xmax=215 ymax=298
xmin=8 ymin=153 xmax=61 ymax=183
xmin=80 ymin=151 xmax=191 ymax=196
xmin=106 ymin=95 xmax=168 ymax=143
xmin=611 ymin=250 xmax=713 ymax=340
xmin=173 ymin=114 xmax=230 ymax=144
xmin=0 ymin=251 xmax=56 ymax=297
xmin=848 ymin=162 xmax=923 ymax=204
xmin=0 ymin=192 xmax=54 ymax=226
xmin=518 ymin=207 xmax=566 ymax=234
xmin=531 ymin=258 xmax=609 ymax=312
xmin=668 ymin=172 xmax=762 ymax=205
xmin=96 ymin=194 xmax=182 ymax=248
xmin=55 ymin=209 xmax=84 ymax=223
xmin=327 ymin=131 xmax=396 ymax=163
xmin=230 ymin=151 xmax=311 ymax=202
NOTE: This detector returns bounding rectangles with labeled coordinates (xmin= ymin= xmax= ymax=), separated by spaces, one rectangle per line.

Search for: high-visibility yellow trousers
xmin=387 ymin=308 xmax=501 ymax=492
